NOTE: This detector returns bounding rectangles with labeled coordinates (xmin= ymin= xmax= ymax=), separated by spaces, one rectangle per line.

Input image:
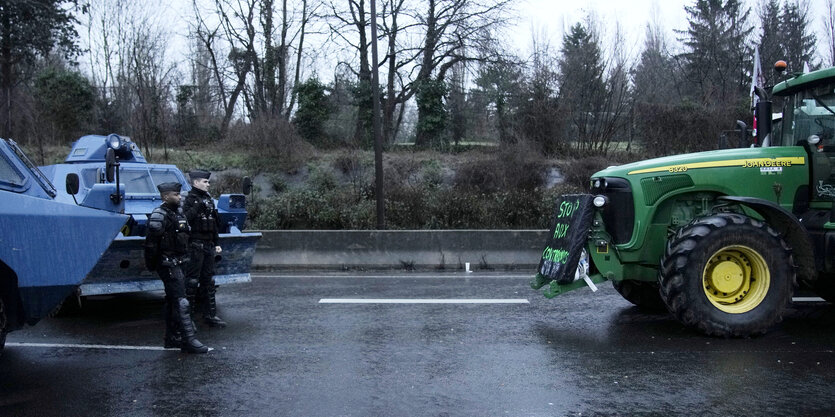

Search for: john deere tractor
xmin=533 ymin=64 xmax=835 ymax=337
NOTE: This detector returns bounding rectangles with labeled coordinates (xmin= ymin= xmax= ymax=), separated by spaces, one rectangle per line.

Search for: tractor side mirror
xmin=105 ymin=148 xmax=116 ymax=183
xmin=242 ymin=176 xmax=252 ymax=195
xmin=66 ymin=173 xmax=80 ymax=195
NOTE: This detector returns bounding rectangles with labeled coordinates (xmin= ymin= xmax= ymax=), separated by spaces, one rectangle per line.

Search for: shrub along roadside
xmin=248 ymin=183 xmax=579 ymax=230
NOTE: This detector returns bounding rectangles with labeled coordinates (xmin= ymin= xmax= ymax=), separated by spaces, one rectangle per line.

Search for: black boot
xmin=185 ymin=278 xmax=199 ymax=317
xmin=176 ymin=298 xmax=208 ymax=354
xmin=163 ymin=301 xmax=182 ymax=349
xmin=201 ymin=285 xmax=227 ymax=328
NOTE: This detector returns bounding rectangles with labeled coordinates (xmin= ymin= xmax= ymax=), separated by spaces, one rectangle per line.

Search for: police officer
xmin=144 ymin=182 xmax=208 ymax=354
xmin=183 ymin=170 xmax=227 ymax=327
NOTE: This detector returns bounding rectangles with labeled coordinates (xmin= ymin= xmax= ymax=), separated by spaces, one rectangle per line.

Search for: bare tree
xmin=558 ymin=17 xmax=632 ymax=155
xmin=411 ymin=0 xmax=512 ymax=147
xmin=84 ymin=0 xmax=176 ymax=157
xmin=827 ymin=0 xmax=835 ymax=67
xmin=328 ymin=0 xmax=373 ymax=145
xmin=323 ymin=0 xmax=511 ymax=147
xmin=191 ymin=0 xmax=313 ymax=136
xmin=127 ymin=21 xmax=176 ymax=158
xmin=191 ymin=0 xmax=250 ymax=138
xmin=379 ymin=0 xmax=412 ymax=144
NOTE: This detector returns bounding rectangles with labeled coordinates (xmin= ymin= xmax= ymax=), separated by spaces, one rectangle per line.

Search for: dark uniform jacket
xmin=183 ymin=188 xmax=220 ymax=245
xmin=144 ymin=203 xmax=190 ymax=270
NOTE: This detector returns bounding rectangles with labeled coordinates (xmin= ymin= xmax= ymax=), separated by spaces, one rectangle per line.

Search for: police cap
xmin=157 ymin=182 xmax=182 ymax=193
xmin=189 ymin=170 xmax=211 ymax=180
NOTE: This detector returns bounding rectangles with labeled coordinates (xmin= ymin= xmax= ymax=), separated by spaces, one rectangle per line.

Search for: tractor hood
xmin=592 ymin=147 xmax=807 ymax=180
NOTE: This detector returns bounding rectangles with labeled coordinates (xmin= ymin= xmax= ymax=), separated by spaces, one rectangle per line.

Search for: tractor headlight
xmin=107 ymin=133 xmax=123 ymax=150
xmin=593 ymin=195 xmax=608 ymax=208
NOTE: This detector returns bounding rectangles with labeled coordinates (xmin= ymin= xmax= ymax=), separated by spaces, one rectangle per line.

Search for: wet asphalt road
xmin=0 ymin=272 xmax=833 ymax=417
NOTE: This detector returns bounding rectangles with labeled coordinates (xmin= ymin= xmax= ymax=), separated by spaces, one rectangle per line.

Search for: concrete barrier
xmin=252 ymin=230 xmax=549 ymax=271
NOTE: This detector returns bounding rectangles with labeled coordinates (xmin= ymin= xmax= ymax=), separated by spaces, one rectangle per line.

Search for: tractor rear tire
xmin=612 ymin=280 xmax=667 ymax=311
xmin=659 ymin=213 xmax=795 ymax=337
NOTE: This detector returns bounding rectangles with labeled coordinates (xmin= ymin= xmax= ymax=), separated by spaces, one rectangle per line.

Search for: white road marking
xmin=792 ymin=297 xmax=826 ymax=302
xmin=6 ymin=342 xmax=214 ymax=352
xmin=319 ymin=298 xmax=529 ymax=304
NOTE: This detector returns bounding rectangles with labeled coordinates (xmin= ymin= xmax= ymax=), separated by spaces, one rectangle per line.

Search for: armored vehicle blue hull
xmin=40 ymin=134 xmax=260 ymax=296
xmin=0 ymin=139 xmax=128 ymax=350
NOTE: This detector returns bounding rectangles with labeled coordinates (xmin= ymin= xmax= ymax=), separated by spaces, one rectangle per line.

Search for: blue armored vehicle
xmin=40 ymin=134 xmax=260 ymax=297
xmin=0 ymin=138 xmax=128 ymax=351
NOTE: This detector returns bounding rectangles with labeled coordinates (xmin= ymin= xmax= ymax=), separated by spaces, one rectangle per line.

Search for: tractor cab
xmin=773 ymin=70 xmax=835 ymax=207
xmin=775 ymin=70 xmax=835 ymax=148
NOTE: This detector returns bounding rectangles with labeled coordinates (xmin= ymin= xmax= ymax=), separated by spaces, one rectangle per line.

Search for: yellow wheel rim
xmin=702 ymin=245 xmax=770 ymax=314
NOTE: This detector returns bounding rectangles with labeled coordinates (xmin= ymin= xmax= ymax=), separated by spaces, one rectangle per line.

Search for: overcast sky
xmin=125 ymin=0 xmax=833 ymax=85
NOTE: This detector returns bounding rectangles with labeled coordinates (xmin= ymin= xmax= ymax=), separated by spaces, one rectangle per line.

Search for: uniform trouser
xmin=157 ymin=265 xmax=196 ymax=339
xmin=186 ymin=240 xmax=217 ymax=316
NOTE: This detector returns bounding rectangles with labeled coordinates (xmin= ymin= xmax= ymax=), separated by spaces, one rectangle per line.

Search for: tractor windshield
xmin=779 ymin=82 xmax=835 ymax=148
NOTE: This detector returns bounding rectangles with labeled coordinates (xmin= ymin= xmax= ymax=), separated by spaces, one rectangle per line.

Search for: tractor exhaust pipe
xmin=754 ymin=86 xmax=772 ymax=146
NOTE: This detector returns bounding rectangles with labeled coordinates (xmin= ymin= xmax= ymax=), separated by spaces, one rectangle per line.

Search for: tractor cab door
xmin=780 ymin=86 xmax=835 ymax=205
xmin=782 ymin=83 xmax=835 ymax=273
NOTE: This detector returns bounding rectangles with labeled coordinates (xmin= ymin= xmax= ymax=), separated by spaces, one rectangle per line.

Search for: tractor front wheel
xmin=612 ymin=280 xmax=666 ymax=311
xmin=659 ymin=213 xmax=795 ymax=337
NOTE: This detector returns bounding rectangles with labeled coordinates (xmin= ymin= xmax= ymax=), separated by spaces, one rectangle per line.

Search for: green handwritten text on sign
xmin=537 ymin=194 xmax=595 ymax=285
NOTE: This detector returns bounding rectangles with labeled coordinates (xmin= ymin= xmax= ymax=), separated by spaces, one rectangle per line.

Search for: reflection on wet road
xmin=1 ymin=272 xmax=833 ymax=416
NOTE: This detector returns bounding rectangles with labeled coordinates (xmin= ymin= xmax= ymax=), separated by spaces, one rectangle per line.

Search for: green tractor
xmin=533 ymin=64 xmax=835 ymax=337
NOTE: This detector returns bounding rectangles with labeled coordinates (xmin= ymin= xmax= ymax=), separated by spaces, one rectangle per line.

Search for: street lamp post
xmin=370 ymin=0 xmax=385 ymax=229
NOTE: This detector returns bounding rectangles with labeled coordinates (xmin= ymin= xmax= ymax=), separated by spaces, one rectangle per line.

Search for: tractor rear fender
xmin=717 ymin=196 xmax=815 ymax=284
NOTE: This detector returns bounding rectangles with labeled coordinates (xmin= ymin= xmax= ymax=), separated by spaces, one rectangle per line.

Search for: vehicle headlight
xmin=107 ymin=134 xmax=123 ymax=150
xmin=593 ymin=195 xmax=608 ymax=208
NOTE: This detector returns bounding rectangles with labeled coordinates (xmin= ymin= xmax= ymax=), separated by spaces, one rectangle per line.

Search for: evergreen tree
xmin=34 ymin=66 xmax=94 ymax=140
xmin=0 ymin=0 xmax=82 ymax=137
xmin=293 ymin=77 xmax=331 ymax=146
xmin=473 ymin=57 xmax=523 ymax=144
xmin=558 ymin=22 xmax=606 ymax=151
xmin=559 ymin=23 xmax=605 ymax=110
xmin=678 ymin=0 xmax=754 ymax=107
xmin=633 ymin=22 xmax=678 ymax=105
xmin=757 ymin=0 xmax=783 ymax=85
xmin=414 ymin=78 xmax=448 ymax=148
xmin=518 ymin=41 xmax=562 ymax=154
xmin=780 ymin=0 xmax=817 ymax=72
